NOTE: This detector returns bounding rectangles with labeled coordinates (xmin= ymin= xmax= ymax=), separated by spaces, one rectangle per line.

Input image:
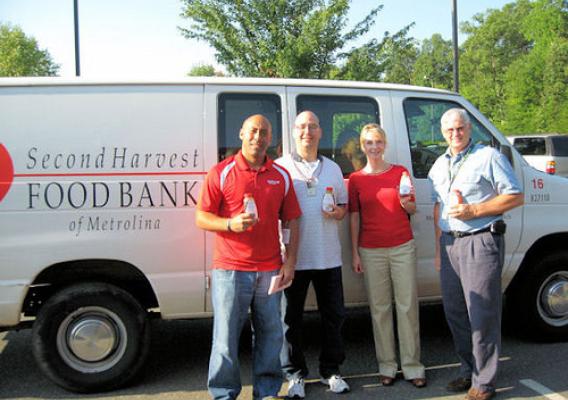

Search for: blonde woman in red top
xmin=349 ymin=123 xmax=426 ymax=388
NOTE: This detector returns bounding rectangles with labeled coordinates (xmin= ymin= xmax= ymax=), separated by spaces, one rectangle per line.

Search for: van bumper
xmin=0 ymin=281 xmax=28 ymax=328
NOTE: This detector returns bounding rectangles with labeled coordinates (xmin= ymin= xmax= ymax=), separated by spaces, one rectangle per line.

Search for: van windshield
xmin=550 ymin=136 xmax=568 ymax=156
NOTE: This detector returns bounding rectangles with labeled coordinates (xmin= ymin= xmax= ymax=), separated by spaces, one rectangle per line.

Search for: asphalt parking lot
xmin=1 ymin=304 xmax=567 ymax=399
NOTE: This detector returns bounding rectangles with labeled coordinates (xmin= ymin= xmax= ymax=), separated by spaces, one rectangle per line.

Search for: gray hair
xmin=441 ymin=108 xmax=471 ymax=127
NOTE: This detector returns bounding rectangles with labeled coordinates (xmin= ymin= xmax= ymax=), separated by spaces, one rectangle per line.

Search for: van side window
xmin=403 ymin=98 xmax=497 ymax=178
xmin=218 ymin=93 xmax=282 ymax=162
xmin=296 ymin=95 xmax=379 ymax=177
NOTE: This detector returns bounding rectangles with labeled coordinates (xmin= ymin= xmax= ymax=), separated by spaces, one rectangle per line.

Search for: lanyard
xmin=447 ymin=144 xmax=473 ymax=189
xmin=292 ymin=154 xmax=323 ymax=185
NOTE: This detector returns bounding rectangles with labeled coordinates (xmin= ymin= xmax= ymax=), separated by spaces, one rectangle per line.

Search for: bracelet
xmin=227 ymin=218 xmax=232 ymax=232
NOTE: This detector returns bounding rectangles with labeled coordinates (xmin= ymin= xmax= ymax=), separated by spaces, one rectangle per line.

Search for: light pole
xmin=74 ymin=0 xmax=81 ymax=76
xmin=451 ymin=0 xmax=459 ymax=92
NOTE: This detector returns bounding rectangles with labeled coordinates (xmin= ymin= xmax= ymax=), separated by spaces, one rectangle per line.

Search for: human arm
xmin=447 ymin=193 xmax=524 ymax=221
xmin=433 ymin=202 xmax=441 ymax=272
xmin=350 ymin=212 xmax=363 ymax=274
xmin=195 ymin=209 xmax=258 ymax=233
xmin=279 ymin=218 xmax=299 ymax=285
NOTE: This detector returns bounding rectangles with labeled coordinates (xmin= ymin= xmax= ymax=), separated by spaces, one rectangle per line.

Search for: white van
xmin=1 ymin=77 xmax=567 ymax=393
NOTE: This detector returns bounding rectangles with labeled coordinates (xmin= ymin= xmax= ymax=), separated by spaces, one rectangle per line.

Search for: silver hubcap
xmin=57 ymin=306 xmax=128 ymax=373
xmin=538 ymin=271 xmax=568 ymax=327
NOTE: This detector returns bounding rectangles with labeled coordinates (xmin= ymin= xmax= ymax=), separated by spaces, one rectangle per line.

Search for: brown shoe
xmin=409 ymin=377 xmax=427 ymax=388
xmin=379 ymin=375 xmax=395 ymax=386
xmin=465 ymin=387 xmax=494 ymax=400
xmin=447 ymin=377 xmax=472 ymax=392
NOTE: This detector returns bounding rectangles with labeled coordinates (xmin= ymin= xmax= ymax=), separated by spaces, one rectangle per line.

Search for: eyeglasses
xmin=294 ymin=124 xmax=320 ymax=131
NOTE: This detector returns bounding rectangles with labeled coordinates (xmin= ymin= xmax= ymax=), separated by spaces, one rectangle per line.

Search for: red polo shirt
xmin=198 ymin=151 xmax=302 ymax=271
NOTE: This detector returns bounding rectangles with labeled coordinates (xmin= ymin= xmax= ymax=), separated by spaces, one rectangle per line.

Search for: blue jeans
xmin=208 ymin=269 xmax=283 ymax=400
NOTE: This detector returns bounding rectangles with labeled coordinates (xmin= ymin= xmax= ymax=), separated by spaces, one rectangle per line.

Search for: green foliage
xmin=502 ymin=0 xmax=568 ymax=133
xmin=0 ymin=23 xmax=59 ymax=77
xmin=459 ymin=1 xmax=533 ymax=130
xmin=179 ymin=0 xmax=567 ymax=134
xmin=179 ymin=0 xmax=382 ymax=78
xmin=412 ymin=34 xmax=453 ymax=89
xmin=335 ymin=24 xmax=418 ymax=83
xmin=187 ymin=63 xmax=224 ymax=76
xmin=459 ymin=0 xmax=567 ymax=134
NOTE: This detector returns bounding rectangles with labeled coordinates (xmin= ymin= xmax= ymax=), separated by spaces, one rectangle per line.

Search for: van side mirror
xmin=500 ymin=144 xmax=514 ymax=166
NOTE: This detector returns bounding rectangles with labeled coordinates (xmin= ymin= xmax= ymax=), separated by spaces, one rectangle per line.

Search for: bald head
xmin=242 ymin=114 xmax=272 ymax=132
xmin=293 ymin=110 xmax=322 ymax=160
xmin=295 ymin=111 xmax=320 ymax=126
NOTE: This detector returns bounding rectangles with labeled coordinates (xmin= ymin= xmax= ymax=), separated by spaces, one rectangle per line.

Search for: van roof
xmin=0 ymin=76 xmax=457 ymax=95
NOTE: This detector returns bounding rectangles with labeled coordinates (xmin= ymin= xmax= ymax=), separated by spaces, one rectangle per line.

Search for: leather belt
xmin=445 ymin=226 xmax=491 ymax=238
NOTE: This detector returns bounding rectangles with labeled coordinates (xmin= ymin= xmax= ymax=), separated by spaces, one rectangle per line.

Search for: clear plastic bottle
xmin=322 ymin=186 xmax=335 ymax=212
xmin=399 ymin=171 xmax=413 ymax=196
xmin=448 ymin=189 xmax=463 ymax=207
xmin=243 ymin=193 xmax=258 ymax=219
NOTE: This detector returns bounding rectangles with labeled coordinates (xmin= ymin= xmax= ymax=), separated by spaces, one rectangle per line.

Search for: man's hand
xmin=322 ymin=204 xmax=346 ymax=220
xmin=434 ymin=252 xmax=441 ymax=272
xmin=448 ymin=203 xmax=477 ymax=220
xmin=279 ymin=259 xmax=295 ymax=286
xmin=229 ymin=212 xmax=258 ymax=232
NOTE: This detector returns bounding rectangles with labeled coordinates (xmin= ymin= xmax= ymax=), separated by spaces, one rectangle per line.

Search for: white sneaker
xmin=320 ymin=375 xmax=350 ymax=394
xmin=287 ymin=377 xmax=305 ymax=398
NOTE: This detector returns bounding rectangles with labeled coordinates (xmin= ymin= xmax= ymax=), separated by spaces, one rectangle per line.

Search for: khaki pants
xmin=359 ymin=239 xmax=425 ymax=379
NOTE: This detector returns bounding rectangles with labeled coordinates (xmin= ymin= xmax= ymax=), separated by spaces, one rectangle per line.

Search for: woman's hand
xmin=352 ymin=251 xmax=363 ymax=274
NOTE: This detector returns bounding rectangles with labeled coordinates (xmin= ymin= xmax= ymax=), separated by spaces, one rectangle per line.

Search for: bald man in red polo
xmin=197 ymin=114 xmax=301 ymax=400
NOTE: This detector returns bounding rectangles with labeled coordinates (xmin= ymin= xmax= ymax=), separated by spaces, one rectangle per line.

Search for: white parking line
xmin=520 ymin=379 xmax=567 ymax=400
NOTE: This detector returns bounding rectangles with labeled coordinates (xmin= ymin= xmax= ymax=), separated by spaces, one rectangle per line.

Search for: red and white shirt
xmin=198 ymin=151 xmax=302 ymax=271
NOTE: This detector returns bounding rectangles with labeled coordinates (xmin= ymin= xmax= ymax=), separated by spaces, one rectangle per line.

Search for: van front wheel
xmin=510 ymin=252 xmax=568 ymax=340
xmin=32 ymin=283 xmax=150 ymax=393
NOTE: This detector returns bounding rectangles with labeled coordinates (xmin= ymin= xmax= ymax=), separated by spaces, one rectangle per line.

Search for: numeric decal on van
xmin=531 ymin=178 xmax=545 ymax=189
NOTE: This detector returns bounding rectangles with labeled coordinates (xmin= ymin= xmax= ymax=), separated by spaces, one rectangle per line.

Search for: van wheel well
xmin=23 ymin=260 xmax=159 ymax=317
xmin=505 ymin=233 xmax=568 ymax=340
xmin=506 ymin=232 xmax=568 ymax=295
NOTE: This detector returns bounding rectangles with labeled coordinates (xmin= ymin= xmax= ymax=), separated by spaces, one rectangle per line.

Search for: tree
xmin=187 ymin=63 xmax=225 ymax=76
xmin=0 ymin=23 xmax=59 ymax=77
xmin=502 ymin=0 xmax=568 ymax=133
xmin=179 ymin=0 xmax=382 ymax=78
xmin=459 ymin=0 xmax=567 ymax=133
xmin=459 ymin=1 xmax=533 ymax=130
xmin=333 ymin=24 xmax=418 ymax=83
xmin=412 ymin=34 xmax=453 ymax=90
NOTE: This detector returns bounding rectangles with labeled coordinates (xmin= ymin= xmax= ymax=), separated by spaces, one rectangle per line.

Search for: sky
xmin=0 ymin=0 xmax=513 ymax=78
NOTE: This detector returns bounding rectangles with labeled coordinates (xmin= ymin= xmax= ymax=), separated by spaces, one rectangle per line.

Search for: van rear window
xmin=550 ymin=136 xmax=568 ymax=156
xmin=513 ymin=138 xmax=546 ymax=156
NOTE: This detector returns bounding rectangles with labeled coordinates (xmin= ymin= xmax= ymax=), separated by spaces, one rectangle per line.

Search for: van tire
xmin=509 ymin=251 xmax=568 ymax=341
xmin=31 ymin=283 xmax=150 ymax=393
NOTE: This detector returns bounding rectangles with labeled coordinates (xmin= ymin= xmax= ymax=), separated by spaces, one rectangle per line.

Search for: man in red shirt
xmin=196 ymin=114 xmax=301 ymax=400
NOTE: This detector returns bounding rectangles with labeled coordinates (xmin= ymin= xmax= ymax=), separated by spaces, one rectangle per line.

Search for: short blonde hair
xmin=359 ymin=123 xmax=387 ymax=148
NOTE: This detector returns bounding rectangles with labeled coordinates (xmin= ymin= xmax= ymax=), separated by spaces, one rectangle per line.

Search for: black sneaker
xmin=446 ymin=377 xmax=472 ymax=392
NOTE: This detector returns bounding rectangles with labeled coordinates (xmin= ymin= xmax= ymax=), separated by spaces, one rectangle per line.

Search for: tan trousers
xmin=359 ymin=239 xmax=425 ymax=379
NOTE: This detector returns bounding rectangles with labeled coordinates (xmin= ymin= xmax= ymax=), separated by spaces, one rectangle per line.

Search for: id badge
xmin=306 ymin=179 xmax=317 ymax=196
